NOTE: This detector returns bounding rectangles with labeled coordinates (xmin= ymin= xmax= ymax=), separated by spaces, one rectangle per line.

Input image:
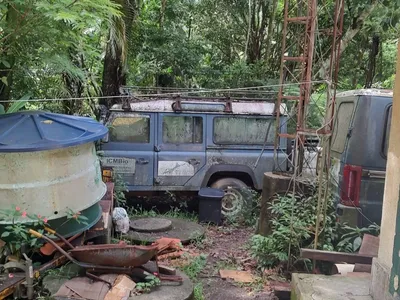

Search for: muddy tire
xmin=210 ymin=178 xmax=252 ymax=218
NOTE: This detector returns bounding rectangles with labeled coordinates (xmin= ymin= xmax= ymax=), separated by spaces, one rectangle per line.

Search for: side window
xmin=331 ymin=102 xmax=355 ymax=153
xmin=213 ymin=117 xmax=275 ymax=145
xmin=383 ymin=106 xmax=392 ymax=157
xmin=162 ymin=116 xmax=203 ymax=144
xmin=109 ymin=115 xmax=150 ymax=143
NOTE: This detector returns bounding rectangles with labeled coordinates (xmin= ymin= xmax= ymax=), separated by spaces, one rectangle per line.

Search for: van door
xmin=155 ymin=113 xmax=206 ymax=188
xmin=101 ymin=112 xmax=155 ymax=189
xmin=330 ymin=98 xmax=357 ymax=192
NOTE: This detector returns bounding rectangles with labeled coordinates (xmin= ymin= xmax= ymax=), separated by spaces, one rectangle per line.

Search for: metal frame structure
xmin=274 ymin=0 xmax=345 ymax=177
xmin=273 ymin=0 xmax=346 ymax=264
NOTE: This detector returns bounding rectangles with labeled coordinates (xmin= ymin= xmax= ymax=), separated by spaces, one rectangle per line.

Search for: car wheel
xmin=211 ymin=178 xmax=252 ymax=218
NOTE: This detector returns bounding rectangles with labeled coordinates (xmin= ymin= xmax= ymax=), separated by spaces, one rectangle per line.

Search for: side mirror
xmin=102 ymin=133 xmax=109 ymax=143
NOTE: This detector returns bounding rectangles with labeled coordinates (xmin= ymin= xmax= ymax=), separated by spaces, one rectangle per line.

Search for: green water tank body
xmin=0 ymin=112 xmax=108 ymax=235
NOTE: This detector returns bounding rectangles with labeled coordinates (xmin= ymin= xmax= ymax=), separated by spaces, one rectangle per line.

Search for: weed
xmin=189 ymin=228 xmax=211 ymax=250
xmin=335 ymin=223 xmax=380 ymax=253
xmin=128 ymin=205 xmax=197 ymax=221
xmin=113 ymin=173 xmax=128 ymax=207
xmin=128 ymin=205 xmax=158 ymax=218
xmin=181 ymin=253 xmax=208 ymax=280
xmin=249 ymin=186 xmax=380 ymax=273
xmin=193 ymin=282 xmax=204 ymax=300
xmin=164 ymin=206 xmax=197 ymax=221
xmin=135 ymin=275 xmax=161 ymax=293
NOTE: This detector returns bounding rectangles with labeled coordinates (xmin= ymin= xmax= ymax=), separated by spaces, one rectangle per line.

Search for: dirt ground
xmin=189 ymin=226 xmax=278 ymax=300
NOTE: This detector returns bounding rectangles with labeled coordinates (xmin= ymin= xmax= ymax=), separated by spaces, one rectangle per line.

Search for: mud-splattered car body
xmin=100 ymin=98 xmax=288 ymax=215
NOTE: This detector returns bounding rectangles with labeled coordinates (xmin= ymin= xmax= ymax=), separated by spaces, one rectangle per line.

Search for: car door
xmin=101 ymin=112 xmax=155 ymax=190
xmin=155 ymin=113 xmax=206 ymax=187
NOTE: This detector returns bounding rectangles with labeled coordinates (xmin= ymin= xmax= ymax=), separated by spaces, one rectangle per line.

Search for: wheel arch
xmin=201 ymin=164 xmax=259 ymax=189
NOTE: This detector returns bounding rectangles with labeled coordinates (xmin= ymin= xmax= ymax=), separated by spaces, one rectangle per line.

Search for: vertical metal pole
xmin=273 ymin=0 xmax=289 ymax=171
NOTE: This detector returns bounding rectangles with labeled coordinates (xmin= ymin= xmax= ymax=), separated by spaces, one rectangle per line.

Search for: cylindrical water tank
xmin=0 ymin=111 xmax=108 ymax=224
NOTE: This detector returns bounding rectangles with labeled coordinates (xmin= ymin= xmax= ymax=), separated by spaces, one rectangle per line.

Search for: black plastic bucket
xmin=198 ymin=188 xmax=224 ymax=225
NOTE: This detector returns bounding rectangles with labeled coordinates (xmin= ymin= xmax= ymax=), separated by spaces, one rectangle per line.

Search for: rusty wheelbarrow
xmin=29 ymin=228 xmax=182 ymax=285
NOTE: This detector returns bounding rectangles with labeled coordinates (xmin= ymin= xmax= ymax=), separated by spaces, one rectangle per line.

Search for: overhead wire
xmin=0 ymin=80 xmax=328 ymax=103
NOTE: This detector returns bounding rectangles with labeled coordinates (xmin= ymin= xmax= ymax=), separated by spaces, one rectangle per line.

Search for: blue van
xmin=331 ymin=89 xmax=393 ymax=227
xmin=100 ymin=97 xmax=288 ymax=217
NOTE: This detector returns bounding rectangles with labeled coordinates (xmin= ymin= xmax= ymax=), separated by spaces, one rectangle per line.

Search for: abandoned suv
xmin=100 ymin=97 xmax=288 ymax=216
xmin=331 ymin=89 xmax=392 ymax=227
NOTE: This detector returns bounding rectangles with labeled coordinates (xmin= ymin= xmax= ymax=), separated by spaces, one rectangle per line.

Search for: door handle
xmin=137 ymin=158 xmax=149 ymax=164
xmin=188 ymin=158 xmax=200 ymax=165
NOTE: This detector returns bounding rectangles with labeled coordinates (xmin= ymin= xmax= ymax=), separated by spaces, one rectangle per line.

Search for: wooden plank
xmin=300 ymin=248 xmax=375 ymax=265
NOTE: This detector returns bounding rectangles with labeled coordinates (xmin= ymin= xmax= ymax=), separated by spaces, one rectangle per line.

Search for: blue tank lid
xmin=0 ymin=111 xmax=108 ymax=152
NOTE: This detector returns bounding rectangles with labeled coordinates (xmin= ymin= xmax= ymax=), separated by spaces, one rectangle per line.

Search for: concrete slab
xmin=291 ymin=273 xmax=373 ymax=300
xmin=125 ymin=217 xmax=205 ymax=244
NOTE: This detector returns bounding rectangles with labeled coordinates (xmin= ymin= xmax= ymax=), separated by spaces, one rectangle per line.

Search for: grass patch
xmin=194 ymin=282 xmax=204 ymax=300
xmin=181 ymin=254 xmax=208 ymax=280
xmin=128 ymin=205 xmax=197 ymax=221
xmin=177 ymin=254 xmax=207 ymax=300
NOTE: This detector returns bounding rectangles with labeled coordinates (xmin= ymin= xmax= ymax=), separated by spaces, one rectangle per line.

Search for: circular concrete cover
xmin=131 ymin=270 xmax=193 ymax=300
xmin=126 ymin=217 xmax=205 ymax=245
xmin=131 ymin=218 xmax=173 ymax=233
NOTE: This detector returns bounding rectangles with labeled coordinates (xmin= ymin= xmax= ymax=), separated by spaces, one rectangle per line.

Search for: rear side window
xmin=162 ymin=116 xmax=203 ymax=144
xmin=383 ymin=106 xmax=392 ymax=157
xmin=109 ymin=115 xmax=150 ymax=143
xmin=331 ymin=102 xmax=355 ymax=153
xmin=213 ymin=117 xmax=275 ymax=145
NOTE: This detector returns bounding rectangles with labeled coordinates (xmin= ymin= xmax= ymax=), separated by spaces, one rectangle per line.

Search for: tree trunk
xmin=365 ymin=34 xmax=379 ymax=88
xmin=246 ymin=0 xmax=268 ymax=64
xmin=101 ymin=0 xmax=138 ymax=108
xmin=317 ymin=1 xmax=378 ymax=80
xmin=264 ymin=0 xmax=278 ymax=62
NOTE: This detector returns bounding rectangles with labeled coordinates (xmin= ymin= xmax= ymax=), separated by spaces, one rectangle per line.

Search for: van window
xmin=213 ymin=117 xmax=275 ymax=145
xmin=109 ymin=115 xmax=150 ymax=143
xmin=383 ymin=106 xmax=392 ymax=157
xmin=331 ymin=102 xmax=355 ymax=153
xmin=162 ymin=116 xmax=203 ymax=144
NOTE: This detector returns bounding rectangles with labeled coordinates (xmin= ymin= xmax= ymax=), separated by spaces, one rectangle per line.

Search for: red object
xmin=340 ymin=164 xmax=362 ymax=207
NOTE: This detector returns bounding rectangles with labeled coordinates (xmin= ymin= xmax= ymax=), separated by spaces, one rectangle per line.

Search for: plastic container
xmin=198 ymin=188 xmax=224 ymax=225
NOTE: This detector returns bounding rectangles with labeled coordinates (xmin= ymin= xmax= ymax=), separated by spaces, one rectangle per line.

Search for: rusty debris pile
xmin=47 ymin=237 xmax=185 ymax=300
xmin=0 ymin=183 xmax=192 ymax=300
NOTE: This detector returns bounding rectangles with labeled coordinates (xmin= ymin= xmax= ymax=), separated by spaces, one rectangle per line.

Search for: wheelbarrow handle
xmin=28 ymin=229 xmax=43 ymax=238
xmin=44 ymin=227 xmax=56 ymax=235
xmin=43 ymin=227 xmax=74 ymax=250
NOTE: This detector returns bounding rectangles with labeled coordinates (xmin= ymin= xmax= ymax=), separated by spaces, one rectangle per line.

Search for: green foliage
xmin=194 ymin=283 xmax=204 ymax=300
xmin=0 ymin=206 xmax=49 ymax=256
xmin=0 ymin=0 xmax=120 ymax=113
xmin=0 ymin=94 xmax=31 ymax=115
xmin=250 ymin=192 xmax=320 ymax=269
xmin=65 ymin=208 xmax=89 ymax=226
xmin=335 ymin=223 xmax=380 ymax=253
xmin=181 ymin=253 xmax=208 ymax=280
xmin=135 ymin=275 xmax=161 ymax=293
xmin=250 ymin=188 xmax=381 ymax=271
xmin=113 ymin=173 xmax=128 ymax=207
